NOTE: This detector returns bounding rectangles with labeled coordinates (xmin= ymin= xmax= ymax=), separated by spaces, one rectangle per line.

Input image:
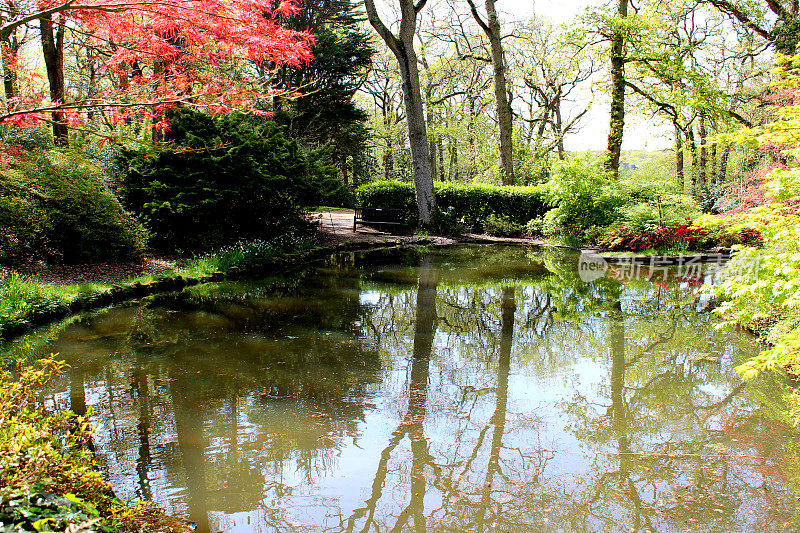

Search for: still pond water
xmin=19 ymin=245 xmax=800 ymax=532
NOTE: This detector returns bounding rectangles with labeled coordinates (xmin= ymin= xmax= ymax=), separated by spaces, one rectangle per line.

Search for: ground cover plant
xmin=0 ymin=358 xmax=187 ymax=532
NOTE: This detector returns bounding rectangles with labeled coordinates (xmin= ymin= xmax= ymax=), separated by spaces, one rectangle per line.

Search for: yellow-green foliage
xmin=704 ymin=55 xmax=800 ymax=391
xmin=692 ymin=213 xmax=764 ymax=248
xmin=0 ymin=359 xmax=102 ymax=493
xmin=0 ymin=150 xmax=147 ymax=265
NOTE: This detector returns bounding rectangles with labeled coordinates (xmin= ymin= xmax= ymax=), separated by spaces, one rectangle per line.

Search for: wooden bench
xmin=353 ymin=207 xmax=405 ymax=232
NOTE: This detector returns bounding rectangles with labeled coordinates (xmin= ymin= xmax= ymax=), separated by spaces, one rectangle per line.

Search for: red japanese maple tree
xmin=0 ymin=0 xmax=314 ymax=136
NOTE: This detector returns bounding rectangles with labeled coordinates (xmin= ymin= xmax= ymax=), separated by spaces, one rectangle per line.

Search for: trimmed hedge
xmin=355 ymin=180 xmax=549 ymax=226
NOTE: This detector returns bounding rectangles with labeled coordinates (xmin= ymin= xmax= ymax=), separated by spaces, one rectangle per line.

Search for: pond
xmin=16 ymin=245 xmax=800 ymax=532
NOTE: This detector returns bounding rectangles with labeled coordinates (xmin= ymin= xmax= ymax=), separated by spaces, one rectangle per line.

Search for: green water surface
xmin=16 ymin=245 xmax=800 ymax=532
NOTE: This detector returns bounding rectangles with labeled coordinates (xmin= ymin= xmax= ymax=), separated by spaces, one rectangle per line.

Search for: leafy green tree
xmin=118 ymin=110 xmax=339 ymax=252
xmin=273 ymin=0 xmax=374 ymax=190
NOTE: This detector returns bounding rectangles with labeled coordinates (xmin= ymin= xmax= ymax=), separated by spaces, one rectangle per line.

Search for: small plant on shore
xmin=186 ymin=234 xmax=316 ymax=275
xmin=693 ymin=213 xmax=764 ymax=248
xmin=481 ymin=214 xmax=524 ymax=237
xmin=0 ymin=358 xmax=185 ymax=532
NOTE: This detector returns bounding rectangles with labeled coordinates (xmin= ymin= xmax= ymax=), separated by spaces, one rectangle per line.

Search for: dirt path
xmin=311 ymin=210 xmax=549 ymax=247
xmin=311 ymin=210 xmax=457 ymax=246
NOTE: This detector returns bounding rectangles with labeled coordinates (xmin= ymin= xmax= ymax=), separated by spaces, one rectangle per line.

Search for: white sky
xmin=394 ymin=0 xmax=675 ymax=152
xmin=505 ymin=0 xmax=673 ymax=151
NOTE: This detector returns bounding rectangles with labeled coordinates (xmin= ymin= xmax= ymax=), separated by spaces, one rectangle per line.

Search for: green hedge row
xmin=355 ymin=180 xmax=549 ymax=226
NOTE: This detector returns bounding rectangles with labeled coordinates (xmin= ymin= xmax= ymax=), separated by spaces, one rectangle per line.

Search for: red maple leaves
xmin=0 ymin=0 xmax=315 ymax=132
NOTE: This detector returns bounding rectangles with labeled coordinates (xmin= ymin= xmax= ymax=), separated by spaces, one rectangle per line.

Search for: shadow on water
xmin=19 ymin=245 xmax=800 ymax=532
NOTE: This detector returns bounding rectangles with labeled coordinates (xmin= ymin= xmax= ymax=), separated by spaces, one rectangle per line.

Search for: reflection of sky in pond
xmin=23 ymin=245 xmax=800 ymax=532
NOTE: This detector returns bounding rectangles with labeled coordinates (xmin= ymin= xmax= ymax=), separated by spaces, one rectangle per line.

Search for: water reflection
xmin=24 ymin=245 xmax=800 ymax=532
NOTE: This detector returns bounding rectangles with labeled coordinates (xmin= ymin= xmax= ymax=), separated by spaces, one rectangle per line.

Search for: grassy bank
xmin=0 ymin=235 xmax=321 ymax=344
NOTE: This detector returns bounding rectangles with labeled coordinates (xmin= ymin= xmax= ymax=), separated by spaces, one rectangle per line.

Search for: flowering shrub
xmin=600 ymin=223 xmax=705 ymax=252
xmin=0 ymin=143 xmax=25 ymax=169
xmin=693 ymin=214 xmax=765 ymax=248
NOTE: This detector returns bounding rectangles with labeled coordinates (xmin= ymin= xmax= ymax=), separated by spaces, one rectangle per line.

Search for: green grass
xmin=313 ymin=206 xmax=352 ymax=212
xmin=1 ymin=234 xmax=318 ymax=340
xmin=0 ymin=274 xmax=107 ymax=321
xmin=184 ymin=235 xmax=316 ymax=277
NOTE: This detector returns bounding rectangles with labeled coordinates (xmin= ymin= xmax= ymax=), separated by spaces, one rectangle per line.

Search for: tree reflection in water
xmin=29 ymin=245 xmax=800 ymax=532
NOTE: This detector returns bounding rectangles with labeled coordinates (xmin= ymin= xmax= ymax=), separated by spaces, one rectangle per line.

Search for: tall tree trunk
xmin=686 ymin=126 xmax=698 ymax=197
xmin=468 ymin=96 xmax=477 ymax=177
xmin=674 ymin=123 xmax=684 ymax=191
xmin=40 ymin=14 xmax=68 ymax=146
xmin=437 ymin=133 xmax=444 ymax=181
xmin=719 ymin=143 xmax=731 ymax=185
xmin=1 ymin=32 xmax=19 ymax=106
xmin=449 ymin=136 xmax=458 ymax=181
xmin=384 ymin=137 xmax=394 ymax=180
xmin=428 ymin=128 xmax=438 ymax=182
xmin=698 ymin=114 xmax=707 ymax=192
xmin=555 ymin=102 xmax=566 ymax=161
xmin=364 ymin=0 xmax=435 ymax=226
xmin=605 ymin=0 xmax=629 ymax=179
xmin=710 ymin=142 xmax=717 ymax=187
xmin=383 ymin=108 xmax=394 ymax=180
xmin=468 ymin=0 xmax=514 ymax=184
xmin=341 ymin=154 xmax=350 ymax=187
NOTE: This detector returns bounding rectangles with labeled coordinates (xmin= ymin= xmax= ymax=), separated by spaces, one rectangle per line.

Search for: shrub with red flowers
xmin=0 ymin=143 xmax=26 ymax=170
xmin=733 ymin=227 xmax=765 ymax=246
xmin=600 ymin=223 xmax=705 ymax=252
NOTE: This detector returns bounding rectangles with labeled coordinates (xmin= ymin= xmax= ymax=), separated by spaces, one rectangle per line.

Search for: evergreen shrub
xmin=0 ymin=148 xmax=146 ymax=265
xmin=118 ymin=111 xmax=343 ymax=252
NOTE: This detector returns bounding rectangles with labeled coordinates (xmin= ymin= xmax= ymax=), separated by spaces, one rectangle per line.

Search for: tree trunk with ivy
xmin=605 ymin=0 xmax=628 ymax=179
